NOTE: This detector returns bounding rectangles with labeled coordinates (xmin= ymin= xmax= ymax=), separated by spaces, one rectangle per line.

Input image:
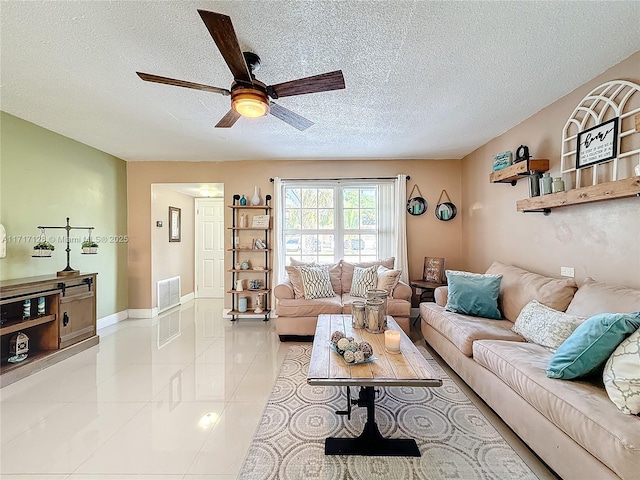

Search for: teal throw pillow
xmin=444 ymin=270 xmax=503 ymax=319
xmin=546 ymin=312 xmax=640 ymax=380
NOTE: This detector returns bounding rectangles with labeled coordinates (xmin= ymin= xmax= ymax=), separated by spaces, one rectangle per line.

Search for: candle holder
xmin=351 ymin=301 xmax=366 ymax=329
xmin=365 ymin=298 xmax=385 ymax=333
xmin=384 ymin=330 xmax=401 ymax=354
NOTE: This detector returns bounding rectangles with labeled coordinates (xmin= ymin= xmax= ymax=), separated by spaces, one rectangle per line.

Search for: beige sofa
xmin=420 ymin=261 xmax=640 ymax=480
xmin=275 ymin=259 xmax=411 ymax=340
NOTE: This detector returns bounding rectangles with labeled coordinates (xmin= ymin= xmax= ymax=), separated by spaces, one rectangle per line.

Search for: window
xmin=279 ymin=181 xmax=395 ymax=273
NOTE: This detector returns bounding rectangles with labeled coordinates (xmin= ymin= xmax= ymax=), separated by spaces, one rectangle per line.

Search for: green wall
xmin=0 ymin=112 xmax=128 ymax=318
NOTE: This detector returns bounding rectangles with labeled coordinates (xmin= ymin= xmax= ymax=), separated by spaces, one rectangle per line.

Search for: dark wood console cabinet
xmin=0 ymin=273 xmax=99 ymax=387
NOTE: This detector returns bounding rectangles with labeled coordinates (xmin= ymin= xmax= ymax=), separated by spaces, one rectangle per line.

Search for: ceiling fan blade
xmin=268 ymin=70 xmax=345 ymax=98
xmin=269 ymin=102 xmax=314 ymax=131
xmin=215 ymin=109 xmax=241 ymax=128
xmin=136 ymin=72 xmax=230 ymax=96
xmin=198 ymin=10 xmax=252 ymax=84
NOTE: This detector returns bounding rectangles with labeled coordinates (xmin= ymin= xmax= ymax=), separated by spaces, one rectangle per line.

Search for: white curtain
xmin=394 ymin=174 xmax=409 ymax=283
xmin=272 ymin=177 xmax=284 ymax=286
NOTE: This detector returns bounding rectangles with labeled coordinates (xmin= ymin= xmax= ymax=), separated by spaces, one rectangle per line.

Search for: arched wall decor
xmin=561 ymin=80 xmax=640 ymax=190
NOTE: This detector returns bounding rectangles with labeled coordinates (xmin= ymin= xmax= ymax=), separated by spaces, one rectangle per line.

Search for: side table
xmin=410 ymin=280 xmax=445 ymax=325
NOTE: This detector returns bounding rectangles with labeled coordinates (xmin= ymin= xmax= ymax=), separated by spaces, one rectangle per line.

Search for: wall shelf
xmin=516 ymin=176 xmax=640 ymax=214
xmin=490 ymin=159 xmax=550 ymax=185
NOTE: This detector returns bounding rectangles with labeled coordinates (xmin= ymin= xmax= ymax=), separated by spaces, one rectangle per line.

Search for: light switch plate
xmin=561 ymin=266 xmax=575 ymax=277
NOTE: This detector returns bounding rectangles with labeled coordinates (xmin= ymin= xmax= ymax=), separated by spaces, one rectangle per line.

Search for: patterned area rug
xmin=238 ymin=344 xmax=538 ymax=480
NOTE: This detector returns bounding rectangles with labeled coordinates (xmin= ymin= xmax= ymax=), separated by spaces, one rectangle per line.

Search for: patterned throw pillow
xmin=299 ymin=266 xmax=336 ymax=300
xmin=512 ymin=300 xmax=585 ymax=352
xmin=603 ymin=328 xmax=640 ymax=415
xmin=350 ymin=265 xmax=378 ymax=297
xmin=376 ymin=265 xmax=402 ymax=295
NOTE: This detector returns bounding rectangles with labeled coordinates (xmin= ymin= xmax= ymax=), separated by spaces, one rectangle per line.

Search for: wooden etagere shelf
xmin=517 ymin=176 xmax=640 ymax=214
xmin=228 ymin=194 xmax=272 ymax=321
xmin=490 ymin=159 xmax=550 ymax=185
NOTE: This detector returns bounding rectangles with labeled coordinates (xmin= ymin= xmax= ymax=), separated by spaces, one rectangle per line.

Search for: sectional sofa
xmin=420 ymin=261 xmax=640 ymax=480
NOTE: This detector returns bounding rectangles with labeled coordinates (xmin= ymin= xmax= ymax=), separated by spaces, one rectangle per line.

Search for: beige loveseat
xmin=274 ymin=258 xmax=411 ymax=340
xmin=420 ymin=261 xmax=640 ymax=480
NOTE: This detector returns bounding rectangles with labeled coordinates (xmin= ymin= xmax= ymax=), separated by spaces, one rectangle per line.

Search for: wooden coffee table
xmin=308 ymin=314 xmax=442 ymax=457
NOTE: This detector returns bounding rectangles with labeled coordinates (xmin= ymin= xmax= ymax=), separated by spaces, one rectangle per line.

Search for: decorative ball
xmin=347 ymin=337 xmax=354 ymax=342
xmin=344 ymin=342 xmax=358 ymax=352
xmin=337 ymin=338 xmax=350 ymax=351
xmin=358 ymin=341 xmax=373 ymax=358
xmin=343 ymin=350 xmax=355 ymax=363
xmin=354 ymin=351 xmax=365 ymax=363
xmin=331 ymin=331 xmax=346 ymax=345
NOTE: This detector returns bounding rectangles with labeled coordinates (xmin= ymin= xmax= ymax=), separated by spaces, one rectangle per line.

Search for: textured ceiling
xmin=1 ymin=1 xmax=639 ymax=162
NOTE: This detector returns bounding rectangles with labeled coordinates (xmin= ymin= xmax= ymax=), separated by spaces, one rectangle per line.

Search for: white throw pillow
xmin=512 ymin=300 xmax=585 ymax=351
xmin=350 ymin=265 xmax=378 ymax=297
xmin=603 ymin=328 xmax=640 ymax=415
xmin=376 ymin=265 xmax=401 ymax=295
xmin=299 ymin=266 xmax=336 ymax=300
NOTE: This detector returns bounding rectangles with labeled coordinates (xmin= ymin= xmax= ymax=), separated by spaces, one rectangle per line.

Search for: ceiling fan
xmin=136 ymin=9 xmax=345 ymax=131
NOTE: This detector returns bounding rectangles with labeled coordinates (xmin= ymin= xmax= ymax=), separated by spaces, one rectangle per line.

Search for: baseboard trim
xmin=128 ymin=308 xmax=159 ymax=319
xmin=181 ymin=292 xmax=195 ymax=304
xmin=97 ymin=310 xmax=128 ymax=330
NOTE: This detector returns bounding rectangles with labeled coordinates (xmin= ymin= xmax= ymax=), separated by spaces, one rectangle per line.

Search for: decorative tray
xmin=329 ymin=342 xmax=377 ymax=365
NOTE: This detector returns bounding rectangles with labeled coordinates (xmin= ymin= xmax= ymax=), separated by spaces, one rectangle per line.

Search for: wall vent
xmin=157 ymin=276 xmax=181 ymax=314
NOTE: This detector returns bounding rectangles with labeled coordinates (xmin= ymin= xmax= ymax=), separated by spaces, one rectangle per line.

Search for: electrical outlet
xmin=561 ymin=266 xmax=575 ymax=277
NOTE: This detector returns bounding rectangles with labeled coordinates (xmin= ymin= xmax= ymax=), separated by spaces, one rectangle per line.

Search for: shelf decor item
xmin=240 ymin=195 xmax=247 ymax=206
xmin=81 ymin=238 xmax=98 ymax=254
xmin=352 ymin=301 xmax=366 ymax=329
xmin=576 ymin=118 xmax=619 ymax=169
xmin=32 ymin=240 xmax=55 ymax=257
xmin=528 ymin=173 xmax=541 ymax=197
xmin=250 ymin=186 xmax=262 ymax=206
xmin=251 ymin=215 xmax=270 ymax=228
xmin=8 ymin=331 xmax=29 ymax=363
xmin=37 ymin=296 xmax=45 ymax=316
xmin=169 ymin=206 xmax=181 ymax=242
xmin=492 ymin=151 xmax=513 ymax=171
xmin=552 ymin=177 xmax=565 ymax=193
xmin=384 ymin=329 xmax=401 ymax=354
xmin=23 ymin=299 xmax=31 ymax=319
xmin=35 ymin=218 xmax=96 ymax=276
xmin=540 ymin=172 xmax=553 ymax=195
xmin=238 ymin=296 xmax=248 ymax=313
xmin=365 ymin=298 xmax=385 ymax=333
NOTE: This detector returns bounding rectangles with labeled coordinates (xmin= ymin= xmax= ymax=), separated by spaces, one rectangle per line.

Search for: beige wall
xmin=0 ymin=112 xmax=129 ymax=318
xmin=127 ymin=159 xmax=463 ymax=309
xmin=461 ymin=51 xmax=640 ymax=288
xmin=151 ymin=186 xmax=195 ymax=307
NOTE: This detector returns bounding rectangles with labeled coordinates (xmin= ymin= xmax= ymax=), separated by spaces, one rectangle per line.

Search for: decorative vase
xmin=635 ymin=164 xmax=640 ymax=177
xmin=540 ymin=172 xmax=552 ymax=195
xmin=552 ymin=177 xmax=565 ymax=193
xmin=528 ymin=173 xmax=541 ymax=197
xmin=250 ymin=186 xmax=261 ymax=206
xmin=240 ymin=195 xmax=247 ymax=206
xmin=235 ymin=280 xmax=243 ymax=291
xmin=238 ymin=296 xmax=248 ymax=313
xmin=241 ymin=260 xmax=250 ymax=270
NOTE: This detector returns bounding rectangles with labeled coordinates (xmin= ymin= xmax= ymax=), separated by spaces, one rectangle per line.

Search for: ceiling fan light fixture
xmin=231 ymin=89 xmax=270 ymax=118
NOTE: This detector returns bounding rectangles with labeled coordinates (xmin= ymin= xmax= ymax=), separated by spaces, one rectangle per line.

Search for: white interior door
xmin=195 ymin=198 xmax=225 ymax=298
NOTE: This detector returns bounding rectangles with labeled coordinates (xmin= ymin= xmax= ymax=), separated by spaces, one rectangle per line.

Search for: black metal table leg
xmin=325 ymin=386 xmax=421 ymax=457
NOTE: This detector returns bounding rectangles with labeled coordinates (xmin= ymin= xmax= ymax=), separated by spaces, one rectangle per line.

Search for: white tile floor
xmin=1 ymin=299 xmax=554 ymax=480
xmin=0 ymin=299 xmax=301 ymax=479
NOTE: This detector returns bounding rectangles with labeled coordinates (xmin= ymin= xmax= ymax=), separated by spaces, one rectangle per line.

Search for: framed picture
xmin=423 ymin=257 xmax=446 ymax=284
xmin=169 ymin=206 xmax=181 ymax=242
xmin=251 ymin=214 xmax=270 ymax=228
xmin=576 ymin=118 xmax=619 ymax=169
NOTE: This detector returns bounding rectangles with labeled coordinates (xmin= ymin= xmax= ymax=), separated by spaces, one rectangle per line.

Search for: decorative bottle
xmin=238 ymin=296 xmax=248 ymax=313
xmin=250 ymin=186 xmax=261 ymax=206
xmin=37 ymin=297 xmax=46 ymax=316
xmin=539 ymin=172 xmax=552 ymax=195
xmin=240 ymin=195 xmax=247 ymax=206
xmin=552 ymin=177 xmax=565 ymax=193
xmin=23 ymin=299 xmax=31 ymax=319
xmin=528 ymin=173 xmax=540 ymax=197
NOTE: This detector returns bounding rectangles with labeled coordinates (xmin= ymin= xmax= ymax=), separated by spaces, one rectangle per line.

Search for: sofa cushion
xmin=566 ymin=277 xmax=640 ymax=318
xmin=420 ymin=303 xmax=524 ymax=356
xmin=485 ymin=261 xmax=578 ymax=322
xmin=376 ymin=265 xmax=401 ymax=295
xmin=342 ymin=257 xmax=394 ymax=294
xmin=276 ymin=296 xmax=343 ymax=317
xmin=285 ymin=266 xmax=307 ymax=298
xmin=604 ymin=329 xmax=640 ymax=415
xmin=547 ymin=312 xmax=640 ymax=379
xmin=473 ymin=339 xmax=640 ymax=480
xmin=350 ymin=265 xmax=378 ymax=297
xmin=512 ymin=300 xmax=585 ymax=352
xmin=445 ymin=270 xmax=502 ymax=319
xmin=300 ymin=266 xmax=336 ymax=300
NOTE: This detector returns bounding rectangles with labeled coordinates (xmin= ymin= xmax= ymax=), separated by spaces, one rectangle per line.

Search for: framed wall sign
xmin=576 ymin=118 xmax=619 ymax=169
xmin=169 ymin=206 xmax=181 ymax=242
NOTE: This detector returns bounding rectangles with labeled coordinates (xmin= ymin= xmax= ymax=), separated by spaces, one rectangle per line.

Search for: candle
xmin=385 ymin=330 xmax=401 ymax=354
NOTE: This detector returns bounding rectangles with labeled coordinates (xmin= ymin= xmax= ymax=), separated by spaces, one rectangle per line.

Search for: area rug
xmin=238 ymin=344 xmax=538 ymax=480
